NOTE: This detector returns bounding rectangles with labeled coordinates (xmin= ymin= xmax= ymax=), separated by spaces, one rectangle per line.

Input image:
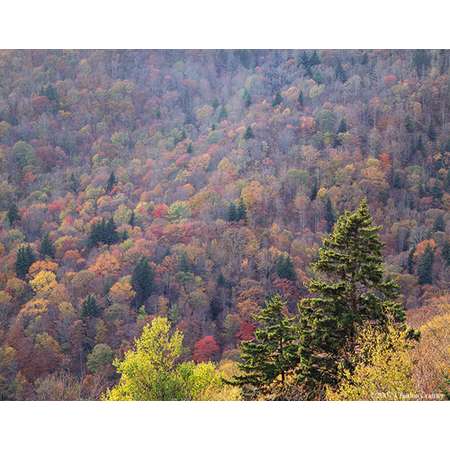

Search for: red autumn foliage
xmin=153 ymin=203 xmax=169 ymax=218
xmin=192 ymin=336 xmax=220 ymax=363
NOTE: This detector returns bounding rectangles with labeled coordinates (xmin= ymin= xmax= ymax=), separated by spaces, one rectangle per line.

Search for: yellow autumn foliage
xmin=30 ymin=270 xmax=58 ymax=297
xmin=326 ymin=324 xmax=416 ymax=401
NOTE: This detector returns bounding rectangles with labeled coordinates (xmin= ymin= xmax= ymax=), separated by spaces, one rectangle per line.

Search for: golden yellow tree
xmin=104 ymin=317 xmax=240 ymax=401
xmin=30 ymin=270 xmax=58 ymax=298
xmin=413 ymin=312 xmax=450 ymax=398
xmin=326 ymin=324 xmax=416 ymax=401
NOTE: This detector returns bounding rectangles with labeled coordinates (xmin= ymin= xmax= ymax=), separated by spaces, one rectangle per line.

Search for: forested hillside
xmin=0 ymin=50 xmax=448 ymax=400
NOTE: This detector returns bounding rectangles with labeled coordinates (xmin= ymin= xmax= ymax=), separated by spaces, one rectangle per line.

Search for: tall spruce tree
xmin=335 ymin=60 xmax=347 ymax=82
xmin=300 ymin=51 xmax=310 ymax=69
xmin=69 ymin=173 xmax=80 ymax=194
xmin=405 ymin=115 xmax=415 ymax=133
xmin=416 ymin=135 xmax=425 ymax=155
xmin=297 ymin=199 xmax=406 ymax=398
xmin=88 ymin=219 xmax=104 ymax=247
xmin=128 ymin=210 xmax=136 ymax=227
xmin=407 ymin=247 xmax=416 ymax=274
xmin=218 ymin=105 xmax=228 ymax=121
xmin=178 ymin=252 xmax=192 ymax=273
xmin=104 ymin=218 xmax=119 ymax=245
xmin=272 ymin=91 xmax=283 ymax=107
xmin=445 ymin=170 xmax=450 ymax=192
xmin=417 ymin=244 xmax=434 ymax=285
xmin=244 ymin=126 xmax=254 ymax=140
xmin=132 ymin=257 xmax=154 ymax=310
xmin=412 ymin=50 xmax=431 ymax=77
xmin=81 ymin=294 xmax=99 ymax=318
xmin=337 ymin=118 xmax=348 ymax=134
xmin=324 ymin=196 xmax=336 ymax=232
xmin=310 ymin=50 xmax=321 ymax=66
xmin=297 ymin=90 xmax=304 ymax=108
xmin=309 ymin=176 xmax=319 ymax=201
xmin=7 ymin=204 xmax=20 ymax=226
xmin=427 ymin=122 xmax=437 ymax=142
xmin=433 ymin=215 xmax=445 ymax=232
xmin=237 ymin=197 xmax=247 ymax=221
xmin=88 ymin=217 xmax=120 ymax=247
xmin=243 ymin=89 xmax=251 ymax=108
xmin=106 ymin=171 xmax=117 ymax=194
xmin=15 ymin=245 xmax=36 ymax=279
xmin=276 ymin=254 xmax=296 ymax=281
xmin=442 ymin=241 xmax=450 ymax=266
xmin=229 ymin=294 xmax=299 ymax=398
xmin=39 ymin=233 xmax=55 ymax=259
xmin=227 ymin=202 xmax=237 ymax=222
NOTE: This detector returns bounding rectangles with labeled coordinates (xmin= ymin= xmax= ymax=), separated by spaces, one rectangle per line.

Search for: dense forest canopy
xmin=0 ymin=50 xmax=448 ymax=400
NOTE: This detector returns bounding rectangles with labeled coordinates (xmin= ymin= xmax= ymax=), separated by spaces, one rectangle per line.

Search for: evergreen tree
xmin=39 ymin=233 xmax=55 ymax=259
xmin=237 ymin=197 xmax=247 ymax=221
xmin=81 ymin=294 xmax=99 ymax=318
xmin=6 ymin=204 xmax=20 ymax=226
xmin=405 ymin=115 xmax=415 ymax=133
xmin=243 ymin=89 xmax=251 ymax=108
xmin=40 ymin=83 xmax=59 ymax=103
xmin=88 ymin=218 xmax=120 ymax=247
xmin=333 ymin=134 xmax=342 ymax=148
xmin=309 ymin=177 xmax=319 ymax=201
xmin=217 ymin=273 xmax=226 ymax=287
xmin=104 ymin=218 xmax=119 ymax=245
xmin=276 ymin=254 xmax=296 ymax=281
xmin=310 ymin=50 xmax=320 ymax=66
xmin=442 ymin=241 xmax=450 ymax=266
xmin=211 ymin=98 xmax=219 ymax=109
xmin=300 ymin=51 xmax=310 ymax=69
xmin=407 ymin=247 xmax=416 ymax=274
xmin=132 ymin=257 xmax=154 ymax=310
xmin=297 ymin=90 xmax=304 ymax=108
xmin=393 ymin=172 xmax=404 ymax=189
xmin=106 ymin=171 xmax=117 ymax=194
xmin=229 ymin=294 xmax=300 ymax=398
xmin=69 ymin=173 xmax=80 ymax=194
xmin=412 ymin=50 xmax=431 ymax=77
xmin=186 ymin=142 xmax=193 ymax=154
xmin=417 ymin=245 xmax=434 ymax=285
xmin=272 ymin=91 xmax=283 ymax=107
xmin=128 ymin=210 xmax=136 ymax=227
xmin=178 ymin=252 xmax=192 ymax=273
xmin=337 ymin=118 xmax=347 ymax=134
xmin=227 ymin=202 xmax=237 ymax=222
xmin=244 ymin=126 xmax=254 ymax=140
xmin=433 ymin=215 xmax=445 ymax=232
xmin=218 ymin=105 xmax=228 ymax=121
xmin=88 ymin=219 xmax=104 ymax=248
xmin=430 ymin=184 xmax=443 ymax=201
xmin=324 ymin=197 xmax=336 ymax=233
xmin=297 ymin=199 xmax=406 ymax=398
xmin=416 ymin=135 xmax=425 ymax=155
xmin=15 ymin=245 xmax=36 ymax=279
xmin=335 ymin=60 xmax=347 ymax=82
xmin=361 ymin=52 xmax=369 ymax=65
xmin=428 ymin=122 xmax=437 ymax=142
